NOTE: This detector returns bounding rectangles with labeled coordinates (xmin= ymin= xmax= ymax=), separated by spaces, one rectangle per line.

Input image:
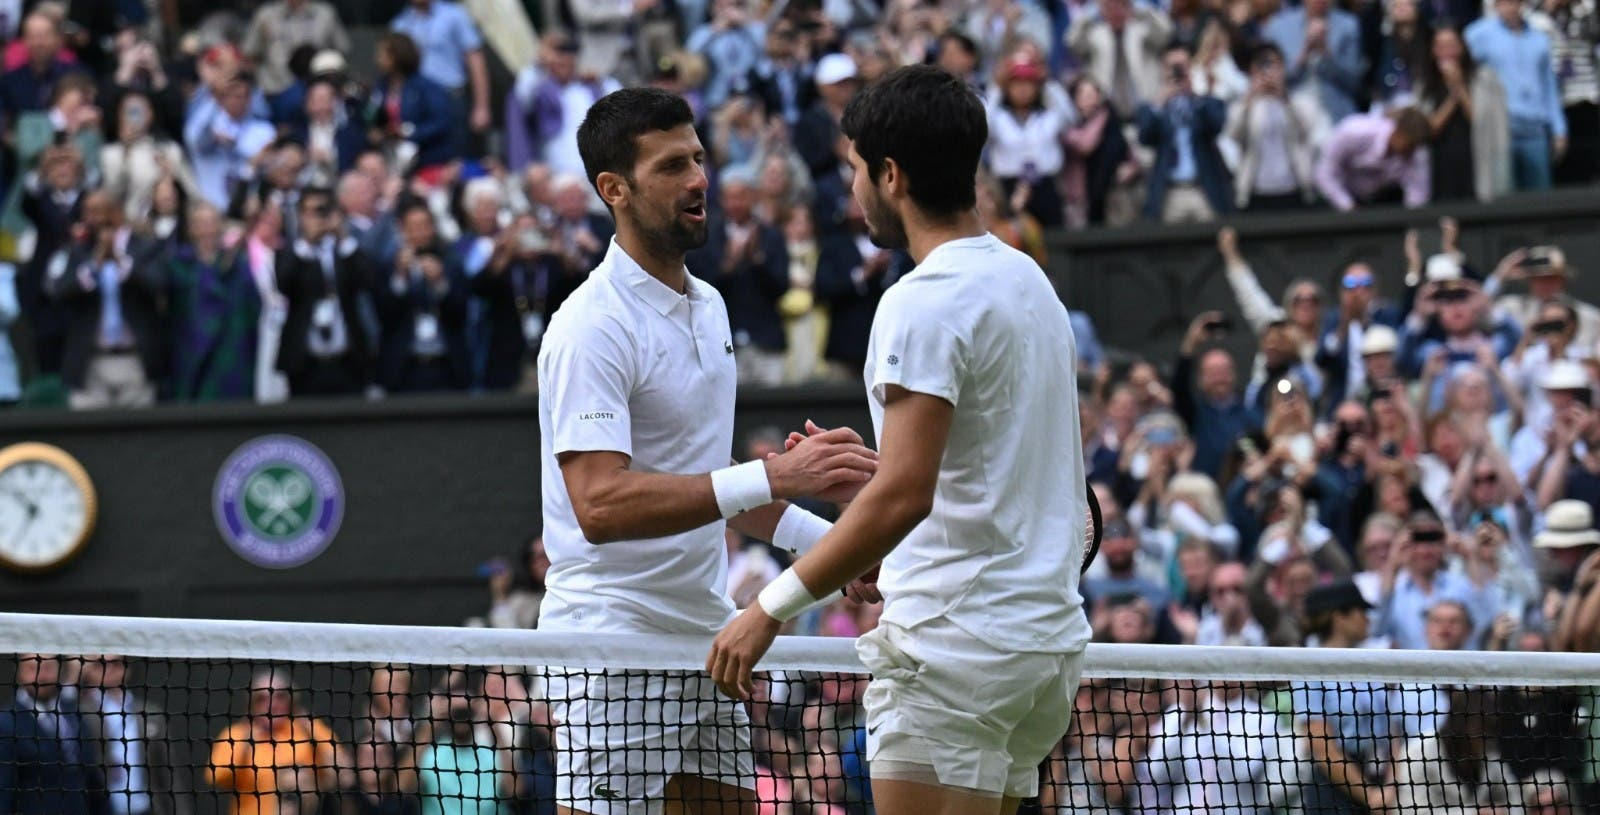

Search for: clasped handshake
xmin=760 ymin=420 xmax=878 ymax=506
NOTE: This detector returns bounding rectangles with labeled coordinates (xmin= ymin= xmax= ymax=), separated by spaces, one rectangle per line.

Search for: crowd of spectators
xmin=0 ymin=0 xmax=1589 ymax=406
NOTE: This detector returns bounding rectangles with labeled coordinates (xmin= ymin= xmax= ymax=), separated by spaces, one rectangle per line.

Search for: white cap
xmin=1542 ymin=359 xmax=1590 ymax=391
xmin=1535 ymin=500 xmax=1600 ymax=549
xmin=814 ymin=53 xmax=859 ymax=87
xmin=1425 ymin=253 xmax=1464 ymax=282
xmin=311 ymin=49 xmax=347 ymax=76
xmin=1360 ymin=325 xmax=1399 ymax=356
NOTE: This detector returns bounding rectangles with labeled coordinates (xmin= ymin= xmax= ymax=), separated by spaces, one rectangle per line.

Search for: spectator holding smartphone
xmin=1172 ymin=311 xmax=1262 ymax=478
xmin=1373 ymin=510 xmax=1501 ymax=649
xmin=1487 ymin=245 xmax=1600 ymax=350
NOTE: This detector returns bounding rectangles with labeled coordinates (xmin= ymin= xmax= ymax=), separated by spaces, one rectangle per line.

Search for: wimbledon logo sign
xmin=213 ymin=435 xmax=345 ymax=569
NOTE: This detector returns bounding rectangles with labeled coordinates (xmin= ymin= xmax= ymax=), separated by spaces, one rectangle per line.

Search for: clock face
xmin=0 ymin=458 xmax=93 ymax=569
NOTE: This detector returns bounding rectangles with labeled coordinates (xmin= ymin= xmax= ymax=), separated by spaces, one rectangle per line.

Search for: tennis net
xmin=3 ymin=611 xmax=1600 ymax=814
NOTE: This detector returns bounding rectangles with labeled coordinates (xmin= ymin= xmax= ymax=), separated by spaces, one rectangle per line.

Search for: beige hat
xmin=1535 ymin=500 xmax=1600 ymax=549
xmin=1542 ymin=359 xmax=1590 ymax=391
xmin=310 ymin=49 xmax=347 ymax=77
xmin=1426 ymin=254 xmax=1464 ymax=282
xmin=1525 ymin=246 xmax=1572 ymax=278
xmin=1360 ymin=325 xmax=1399 ymax=356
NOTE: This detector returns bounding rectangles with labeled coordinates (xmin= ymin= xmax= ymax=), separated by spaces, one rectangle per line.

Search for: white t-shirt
xmin=863 ymin=233 xmax=1093 ymax=653
xmin=537 ymin=241 xmax=740 ymax=635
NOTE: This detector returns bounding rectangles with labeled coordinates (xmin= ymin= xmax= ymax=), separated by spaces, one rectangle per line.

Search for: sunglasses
xmin=1341 ymin=274 xmax=1374 ymax=290
xmin=1474 ymin=473 xmax=1499 ymax=484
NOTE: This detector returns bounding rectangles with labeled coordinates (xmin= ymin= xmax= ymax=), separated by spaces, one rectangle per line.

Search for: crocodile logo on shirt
xmin=724 ymin=341 xmax=734 ymax=354
xmin=594 ymin=783 xmax=623 ymax=800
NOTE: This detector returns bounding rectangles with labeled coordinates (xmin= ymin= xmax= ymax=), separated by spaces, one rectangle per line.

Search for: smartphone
xmin=1206 ymin=315 xmax=1233 ymax=336
xmin=1411 ymin=528 xmax=1445 ymax=544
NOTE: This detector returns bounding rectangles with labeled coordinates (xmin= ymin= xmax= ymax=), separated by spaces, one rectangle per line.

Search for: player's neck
xmin=616 ymin=230 xmax=689 ymax=294
xmin=905 ymin=209 xmax=985 ymax=265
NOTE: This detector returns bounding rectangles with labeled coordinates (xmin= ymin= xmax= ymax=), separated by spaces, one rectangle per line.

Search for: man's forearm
xmin=570 ymin=468 xmax=726 ymax=543
xmin=790 ymin=477 xmax=926 ymax=598
xmin=468 ymin=51 xmax=490 ymax=112
xmin=728 ymin=500 xmax=790 ymax=543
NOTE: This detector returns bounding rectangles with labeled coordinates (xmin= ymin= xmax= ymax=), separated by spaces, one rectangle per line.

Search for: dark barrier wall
xmin=4 ymin=190 xmax=1599 ymax=625
xmin=1050 ymin=188 xmax=1600 ymax=368
xmin=0 ymin=389 xmax=874 ymax=625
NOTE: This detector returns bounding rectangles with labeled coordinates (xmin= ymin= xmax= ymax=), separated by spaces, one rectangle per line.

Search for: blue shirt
xmin=417 ymin=737 xmax=502 ymax=815
xmin=1375 ymin=568 xmax=1500 ymax=650
xmin=1465 ymin=15 xmax=1568 ymax=136
xmin=1290 ymin=680 xmax=1402 ymax=767
xmin=391 ymin=1 xmax=484 ymax=91
xmin=1166 ymin=98 xmax=1199 ymax=183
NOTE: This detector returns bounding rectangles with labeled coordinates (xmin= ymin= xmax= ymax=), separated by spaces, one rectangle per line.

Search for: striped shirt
xmin=1536 ymin=0 xmax=1600 ymax=106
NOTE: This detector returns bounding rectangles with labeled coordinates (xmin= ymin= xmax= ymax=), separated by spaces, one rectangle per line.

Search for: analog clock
xmin=0 ymin=443 xmax=97 ymax=572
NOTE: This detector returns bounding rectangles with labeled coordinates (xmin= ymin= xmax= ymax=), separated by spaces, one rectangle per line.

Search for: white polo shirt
xmin=864 ymin=233 xmax=1093 ymax=653
xmin=537 ymin=240 xmax=740 ymax=635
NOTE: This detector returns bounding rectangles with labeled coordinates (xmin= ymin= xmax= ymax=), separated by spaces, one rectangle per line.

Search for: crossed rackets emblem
xmin=244 ymin=470 xmax=315 ymax=536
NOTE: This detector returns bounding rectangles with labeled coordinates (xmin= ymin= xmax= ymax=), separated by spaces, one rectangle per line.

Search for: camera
xmin=1206 ymin=315 xmax=1233 ymax=335
xmin=1533 ymin=319 xmax=1568 ymax=335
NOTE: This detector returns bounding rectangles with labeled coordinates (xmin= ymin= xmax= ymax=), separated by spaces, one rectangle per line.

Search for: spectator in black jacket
xmin=378 ymin=199 xmax=469 ymax=392
xmin=470 ymin=212 xmax=584 ymax=391
xmin=275 ymin=187 xmax=374 ymax=397
xmin=687 ymin=167 xmax=789 ymax=386
xmin=18 ymin=146 xmax=89 ymax=379
xmin=46 ymin=190 xmax=166 ymax=410
xmin=745 ymin=20 xmax=815 ymax=126
xmin=793 ymin=53 xmax=859 ymax=181
xmin=813 ymin=194 xmax=904 ymax=378
xmin=0 ymin=654 xmax=108 ymax=815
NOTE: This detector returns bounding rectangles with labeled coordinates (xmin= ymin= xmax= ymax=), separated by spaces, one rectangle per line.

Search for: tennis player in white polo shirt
xmin=539 ymin=88 xmax=879 ymax=815
xmin=708 ymin=66 xmax=1094 ymax=815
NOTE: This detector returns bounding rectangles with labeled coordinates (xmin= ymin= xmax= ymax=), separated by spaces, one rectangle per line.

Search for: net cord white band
xmin=5 ymin=612 xmax=1600 ymax=685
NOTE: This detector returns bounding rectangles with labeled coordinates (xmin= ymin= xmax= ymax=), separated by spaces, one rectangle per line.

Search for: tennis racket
xmin=1082 ymin=484 xmax=1103 ymax=574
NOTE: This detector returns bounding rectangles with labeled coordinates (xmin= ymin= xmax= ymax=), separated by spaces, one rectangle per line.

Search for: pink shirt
xmin=1313 ymin=114 xmax=1431 ymax=211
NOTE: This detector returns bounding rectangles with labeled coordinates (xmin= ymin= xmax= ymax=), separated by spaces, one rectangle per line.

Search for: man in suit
xmin=275 ymin=186 xmax=375 ymax=397
xmin=1136 ymin=45 xmax=1234 ymax=223
xmin=1315 ymin=262 xmax=1407 ymax=410
xmin=547 ymin=174 xmax=613 ymax=279
xmin=686 ymin=168 xmax=789 ymax=386
xmin=18 ymin=146 xmax=89 ymax=378
xmin=813 ymin=194 xmax=905 ymax=379
xmin=377 ymin=199 xmax=470 ymax=392
xmin=793 ymin=53 xmax=860 ymax=181
xmin=337 ymin=170 xmax=400 ymax=268
xmin=0 ymin=654 xmax=108 ymax=815
xmin=45 ymin=190 xmax=166 ymax=409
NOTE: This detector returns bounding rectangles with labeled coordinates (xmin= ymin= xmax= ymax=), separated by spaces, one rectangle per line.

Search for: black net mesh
xmin=2 ymin=652 xmax=1598 ymax=814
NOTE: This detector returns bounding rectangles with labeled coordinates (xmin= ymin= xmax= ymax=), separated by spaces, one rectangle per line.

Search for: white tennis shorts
xmin=547 ymin=669 xmax=756 ymax=814
xmin=856 ymin=619 xmax=1086 ymax=798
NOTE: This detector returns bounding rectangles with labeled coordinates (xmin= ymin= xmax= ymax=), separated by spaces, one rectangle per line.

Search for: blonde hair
xmin=1167 ymin=472 xmax=1225 ymax=524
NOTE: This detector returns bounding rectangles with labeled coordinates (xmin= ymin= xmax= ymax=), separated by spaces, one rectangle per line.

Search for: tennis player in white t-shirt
xmin=540 ymin=88 xmax=879 ymax=815
xmin=708 ymin=65 xmax=1094 ymax=815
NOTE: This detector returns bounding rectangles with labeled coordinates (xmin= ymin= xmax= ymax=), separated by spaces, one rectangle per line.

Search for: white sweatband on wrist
xmin=757 ymin=568 xmax=821 ymax=623
xmin=711 ymin=460 xmax=773 ymax=518
xmin=773 ymin=505 xmax=832 ymax=555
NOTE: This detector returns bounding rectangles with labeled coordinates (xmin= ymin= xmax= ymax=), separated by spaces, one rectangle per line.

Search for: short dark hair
xmin=1249 ymin=42 xmax=1284 ymax=70
xmin=51 ymin=72 xmax=96 ymax=107
xmin=299 ymin=186 xmax=334 ymax=213
xmin=576 ymin=88 xmax=696 ymax=198
xmin=939 ymin=30 xmax=979 ymax=58
xmin=840 ymin=65 xmax=985 ymax=217
xmin=379 ymin=33 xmax=422 ymax=78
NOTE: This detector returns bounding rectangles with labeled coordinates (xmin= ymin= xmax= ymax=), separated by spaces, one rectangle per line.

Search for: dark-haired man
xmin=710 ymin=65 xmax=1092 ymax=815
xmin=539 ymin=87 xmax=878 ymax=815
xmin=275 ymin=186 xmax=373 ymax=396
xmin=1313 ymin=107 xmax=1432 ymax=211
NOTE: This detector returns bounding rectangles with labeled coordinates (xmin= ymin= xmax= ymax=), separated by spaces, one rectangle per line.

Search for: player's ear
xmin=880 ymin=157 xmax=906 ymax=201
xmin=595 ymin=171 xmax=630 ymax=211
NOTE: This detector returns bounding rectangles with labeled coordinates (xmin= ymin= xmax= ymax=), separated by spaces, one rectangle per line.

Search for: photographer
xmin=378 ymin=200 xmax=469 ymax=393
xmin=1134 ymin=44 xmax=1233 ymax=223
xmin=470 ymin=212 xmax=581 ymax=392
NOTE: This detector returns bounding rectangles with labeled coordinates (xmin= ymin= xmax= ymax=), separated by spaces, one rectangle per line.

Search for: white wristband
xmin=711 ymin=460 xmax=773 ymax=518
xmin=757 ymin=568 xmax=821 ymax=623
xmin=773 ymin=505 xmax=832 ymax=555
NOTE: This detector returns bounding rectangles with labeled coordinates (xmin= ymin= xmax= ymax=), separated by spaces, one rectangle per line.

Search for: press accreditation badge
xmin=522 ymin=312 xmax=545 ymax=344
xmin=415 ymin=313 xmax=439 ymax=344
xmin=313 ymin=298 xmax=338 ymax=328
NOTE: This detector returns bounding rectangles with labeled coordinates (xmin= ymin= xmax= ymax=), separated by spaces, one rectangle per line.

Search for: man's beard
xmin=859 ymin=185 xmax=907 ymax=250
xmin=631 ymin=198 xmax=709 ymax=258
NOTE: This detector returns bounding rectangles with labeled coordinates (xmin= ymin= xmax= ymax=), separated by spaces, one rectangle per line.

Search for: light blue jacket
xmin=1262 ymin=7 xmax=1366 ymax=123
xmin=1465 ymin=14 xmax=1568 ymax=137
